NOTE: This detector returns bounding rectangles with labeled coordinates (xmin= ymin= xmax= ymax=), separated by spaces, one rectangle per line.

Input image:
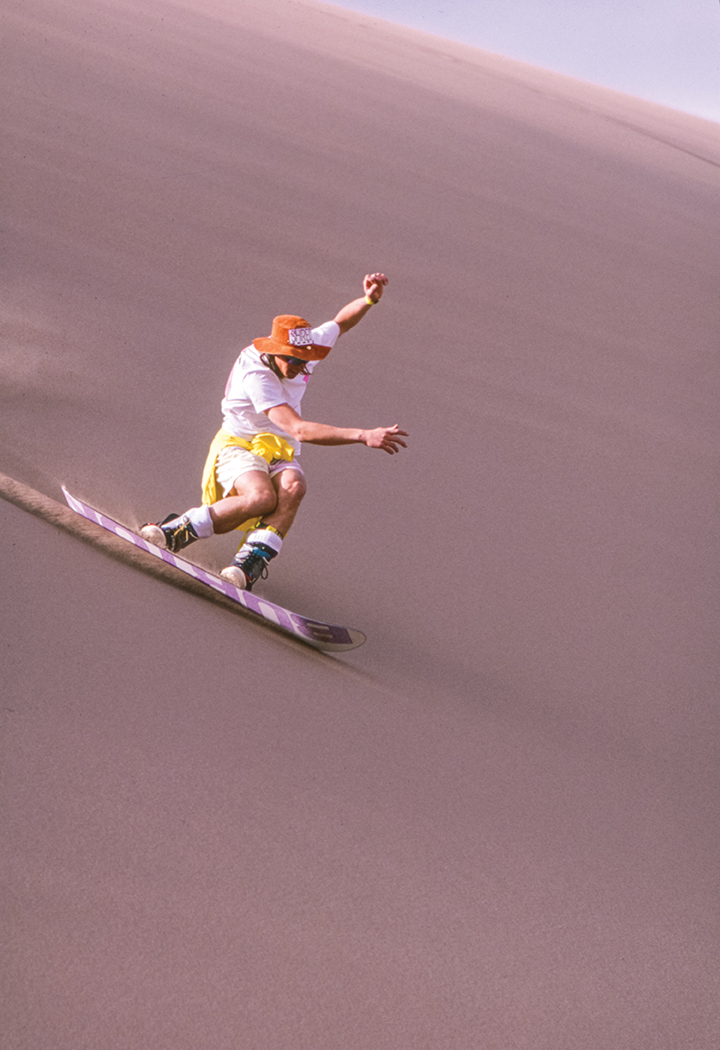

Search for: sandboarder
xmin=141 ymin=273 xmax=407 ymax=590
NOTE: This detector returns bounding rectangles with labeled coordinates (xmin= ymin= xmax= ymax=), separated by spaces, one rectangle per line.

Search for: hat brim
xmin=253 ymin=336 xmax=331 ymax=361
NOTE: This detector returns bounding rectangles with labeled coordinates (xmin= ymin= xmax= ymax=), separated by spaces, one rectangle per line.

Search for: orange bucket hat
xmin=253 ymin=315 xmax=332 ymax=361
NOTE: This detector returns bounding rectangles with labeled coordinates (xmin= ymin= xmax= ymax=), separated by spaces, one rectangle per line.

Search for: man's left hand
xmin=363 ymin=273 xmax=388 ymax=304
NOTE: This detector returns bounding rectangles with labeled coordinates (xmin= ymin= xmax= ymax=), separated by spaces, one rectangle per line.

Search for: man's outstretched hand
xmin=363 ymin=273 xmax=388 ymax=304
xmin=362 ymin=424 xmax=408 ymax=454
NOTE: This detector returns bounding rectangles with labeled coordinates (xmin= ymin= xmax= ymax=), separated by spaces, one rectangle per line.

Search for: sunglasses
xmin=276 ymin=355 xmax=310 ymax=372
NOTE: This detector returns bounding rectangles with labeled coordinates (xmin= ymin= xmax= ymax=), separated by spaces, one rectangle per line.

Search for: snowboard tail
xmin=62 ymin=488 xmax=366 ymax=652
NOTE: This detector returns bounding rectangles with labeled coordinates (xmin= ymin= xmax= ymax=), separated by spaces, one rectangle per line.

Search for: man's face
xmin=274 ymin=355 xmax=310 ymax=379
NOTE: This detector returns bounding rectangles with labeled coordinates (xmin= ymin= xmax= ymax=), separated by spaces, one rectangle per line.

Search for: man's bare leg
xmin=142 ymin=467 xmax=306 ymax=575
xmin=209 ymin=467 xmax=306 ymax=535
xmin=208 ymin=470 xmax=277 ymax=534
xmin=219 ymin=468 xmax=306 ymax=590
xmin=261 ymin=468 xmax=307 ymax=536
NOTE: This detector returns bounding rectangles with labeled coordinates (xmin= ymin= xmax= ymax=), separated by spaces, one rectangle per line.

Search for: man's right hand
xmin=362 ymin=425 xmax=408 ymax=454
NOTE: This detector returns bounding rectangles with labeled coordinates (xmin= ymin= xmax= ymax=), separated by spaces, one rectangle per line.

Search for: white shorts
xmin=215 ymin=445 xmax=304 ymax=497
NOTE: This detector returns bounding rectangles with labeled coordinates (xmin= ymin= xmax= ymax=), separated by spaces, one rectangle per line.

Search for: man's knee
xmin=257 ymin=490 xmax=279 ymax=516
xmin=281 ymin=471 xmax=307 ymax=504
xmin=234 ymin=475 xmax=277 ymax=516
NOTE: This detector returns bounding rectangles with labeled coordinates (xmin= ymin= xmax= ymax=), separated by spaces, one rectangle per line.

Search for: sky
xmin=329 ymin=0 xmax=720 ymax=125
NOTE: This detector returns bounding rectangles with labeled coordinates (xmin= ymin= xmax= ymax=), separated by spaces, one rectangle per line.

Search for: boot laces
xmin=161 ymin=514 xmax=197 ymax=553
xmin=236 ymin=545 xmax=274 ymax=586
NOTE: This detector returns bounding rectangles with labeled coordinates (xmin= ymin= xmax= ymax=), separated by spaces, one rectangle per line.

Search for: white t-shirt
xmin=220 ymin=321 xmax=340 ymax=457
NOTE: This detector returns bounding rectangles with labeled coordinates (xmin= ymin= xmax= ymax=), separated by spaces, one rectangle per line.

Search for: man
xmin=141 ymin=273 xmax=407 ymax=591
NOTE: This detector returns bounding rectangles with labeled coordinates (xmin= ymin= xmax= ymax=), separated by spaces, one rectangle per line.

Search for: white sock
xmin=237 ymin=527 xmax=283 ymax=560
xmin=246 ymin=527 xmax=283 ymax=554
xmin=185 ymin=504 xmax=215 ymax=538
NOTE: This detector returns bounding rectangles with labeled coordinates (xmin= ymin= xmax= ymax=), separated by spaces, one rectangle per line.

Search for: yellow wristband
xmin=364 ymin=295 xmax=375 ymax=306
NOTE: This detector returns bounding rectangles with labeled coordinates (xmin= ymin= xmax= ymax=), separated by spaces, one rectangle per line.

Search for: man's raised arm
xmin=333 ymin=272 xmax=388 ymax=335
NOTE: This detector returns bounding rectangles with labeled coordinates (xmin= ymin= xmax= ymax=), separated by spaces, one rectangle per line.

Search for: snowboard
xmin=62 ymin=488 xmax=366 ymax=652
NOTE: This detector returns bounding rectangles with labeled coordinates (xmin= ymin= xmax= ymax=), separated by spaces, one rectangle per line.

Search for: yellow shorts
xmin=215 ymin=445 xmax=304 ymax=496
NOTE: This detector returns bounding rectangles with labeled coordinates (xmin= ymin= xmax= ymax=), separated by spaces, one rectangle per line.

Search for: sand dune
xmin=3 ymin=0 xmax=719 ymax=1046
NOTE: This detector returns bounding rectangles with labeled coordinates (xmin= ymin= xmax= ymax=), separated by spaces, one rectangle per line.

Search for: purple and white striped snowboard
xmin=62 ymin=488 xmax=366 ymax=652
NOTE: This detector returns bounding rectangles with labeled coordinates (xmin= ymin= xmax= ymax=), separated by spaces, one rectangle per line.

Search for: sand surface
xmin=3 ymin=1 xmax=719 ymax=1046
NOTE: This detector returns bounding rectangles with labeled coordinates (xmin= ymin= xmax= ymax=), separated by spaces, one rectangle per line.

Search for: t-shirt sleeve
xmin=310 ymin=320 xmax=340 ymax=347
